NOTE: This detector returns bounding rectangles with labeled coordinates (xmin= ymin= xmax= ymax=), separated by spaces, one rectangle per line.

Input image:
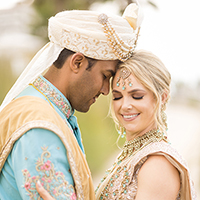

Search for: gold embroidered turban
xmin=48 ymin=2 xmax=143 ymax=61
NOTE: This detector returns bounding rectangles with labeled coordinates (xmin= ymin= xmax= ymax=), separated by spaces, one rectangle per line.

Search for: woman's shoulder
xmin=139 ymin=154 xmax=180 ymax=179
xmin=135 ymin=155 xmax=180 ymax=199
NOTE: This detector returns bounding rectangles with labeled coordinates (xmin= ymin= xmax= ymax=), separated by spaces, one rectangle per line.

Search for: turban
xmin=48 ymin=2 xmax=143 ymax=61
xmin=0 ymin=2 xmax=143 ymax=111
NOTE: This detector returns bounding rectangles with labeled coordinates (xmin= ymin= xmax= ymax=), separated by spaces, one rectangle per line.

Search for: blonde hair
xmin=110 ymin=49 xmax=171 ymax=134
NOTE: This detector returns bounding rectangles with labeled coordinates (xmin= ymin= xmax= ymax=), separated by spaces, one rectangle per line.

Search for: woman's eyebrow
xmin=127 ymin=89 xmax=145 ymax=94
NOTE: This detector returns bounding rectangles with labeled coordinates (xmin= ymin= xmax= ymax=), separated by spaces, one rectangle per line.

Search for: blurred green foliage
xmin=0 ymin=58 xmax=17 ymax=104
xmin=31 ymin=0 xmax=110 ymax=41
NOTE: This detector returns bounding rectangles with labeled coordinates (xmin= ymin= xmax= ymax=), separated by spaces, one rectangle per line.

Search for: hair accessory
xmin=116 ymin=68 xmax=132 ymax=90
xmin=98 ymin=13 xmax=135 ymax=62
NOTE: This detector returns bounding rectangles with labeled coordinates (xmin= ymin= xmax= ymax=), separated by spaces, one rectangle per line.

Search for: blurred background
xmin=0 ymin=0 xmax=200 ymax=197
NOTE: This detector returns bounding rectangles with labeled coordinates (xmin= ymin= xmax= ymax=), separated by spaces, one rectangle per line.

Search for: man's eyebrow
xmin=107 ymin=70 xmax=115 ymax=76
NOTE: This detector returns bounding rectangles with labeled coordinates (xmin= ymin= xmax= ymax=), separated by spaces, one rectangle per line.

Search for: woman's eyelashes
xmin=133 ymin=95 xmax=144 ymax=100
xmin=113 ymin=95 xmax=144 ymax=101
xmin=113 ymin=96 xmax=122 ymax=101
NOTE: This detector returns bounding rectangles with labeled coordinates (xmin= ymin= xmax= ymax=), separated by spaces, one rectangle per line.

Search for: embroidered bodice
xmin=95 ymin=132 xmax=196 ymax=199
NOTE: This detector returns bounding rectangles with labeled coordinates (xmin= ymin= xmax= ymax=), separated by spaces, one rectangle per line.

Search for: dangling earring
xmin=117 ymin=126 xmax=126 ymax=138
xmin=161 ymin=103 xmax=168 ymax=131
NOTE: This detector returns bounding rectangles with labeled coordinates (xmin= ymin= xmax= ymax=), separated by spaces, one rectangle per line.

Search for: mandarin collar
xmin=32 ymin=76 xmax=74 ymax=119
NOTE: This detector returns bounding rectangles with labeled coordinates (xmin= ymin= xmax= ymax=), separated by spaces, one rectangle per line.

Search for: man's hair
xmin=53 ymin=48 xmax=97 ymax=70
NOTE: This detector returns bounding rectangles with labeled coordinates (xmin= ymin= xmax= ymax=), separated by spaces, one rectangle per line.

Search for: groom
xmin=0 ymin=3 xmax=142 ymax=200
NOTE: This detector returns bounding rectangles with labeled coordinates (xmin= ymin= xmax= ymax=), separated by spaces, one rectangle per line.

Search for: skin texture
xmin=36 ymin=68 xmax=180 ymax=199
xmin=36 ymin=181 xmax=55 ymax=200
xmin=135 ymin=155 xmax=180 ymax=200
xmin=44 ymin=53 xmax=118 ymax=112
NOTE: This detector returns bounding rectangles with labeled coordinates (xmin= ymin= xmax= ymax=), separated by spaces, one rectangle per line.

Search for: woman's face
xmin=112 ymin=69 xmax=157 ymax=141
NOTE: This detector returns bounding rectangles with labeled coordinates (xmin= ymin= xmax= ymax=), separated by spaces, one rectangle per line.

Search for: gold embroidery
xmin=0 ymin=120 xmax=84 ymax=200
xmin=96 ymin=141 xmax=197 ymax=200
xmin=32 ymin=76 xmax=73 ymax=119
xmin=22 ymin=146 xmax=77 ymax=199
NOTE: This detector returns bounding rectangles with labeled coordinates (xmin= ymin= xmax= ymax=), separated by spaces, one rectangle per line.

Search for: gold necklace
xmin=117 ymin=129 xmax=168 ymax=162
xmin=95 ymin=129 xmax=168 ymax=198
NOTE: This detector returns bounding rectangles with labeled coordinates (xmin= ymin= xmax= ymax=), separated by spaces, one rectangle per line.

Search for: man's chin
xmin=76 ymin=105 xmax=91 ymax=113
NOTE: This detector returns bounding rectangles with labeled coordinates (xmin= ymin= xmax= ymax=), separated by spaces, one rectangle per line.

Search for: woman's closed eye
xmin=132 ymin=95 xmax=144 ymax=100
xmin=113 ymin=96 xmax=122 ymax=101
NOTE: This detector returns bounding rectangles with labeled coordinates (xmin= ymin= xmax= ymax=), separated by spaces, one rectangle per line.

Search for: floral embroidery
xmin=32 ymin=76 xmax=73 ymax=119
xmin=22 ymin=146 xmax=77 ymax=200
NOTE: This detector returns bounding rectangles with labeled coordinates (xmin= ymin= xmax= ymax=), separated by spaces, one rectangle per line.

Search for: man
xmin=0 ymin=3 xmax=142 ymax=199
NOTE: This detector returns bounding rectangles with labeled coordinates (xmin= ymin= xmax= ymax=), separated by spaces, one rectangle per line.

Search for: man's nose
xmin=100 ymin=80 xmax=110 ymax=96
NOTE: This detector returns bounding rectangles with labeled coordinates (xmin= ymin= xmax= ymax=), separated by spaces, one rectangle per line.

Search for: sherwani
xmin=0 ymin=76 xmax=95 ymax=200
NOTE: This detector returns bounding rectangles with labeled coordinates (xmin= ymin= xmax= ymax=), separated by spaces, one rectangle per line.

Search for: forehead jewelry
xmin=116 ymin=68 xmax=132 ymax=90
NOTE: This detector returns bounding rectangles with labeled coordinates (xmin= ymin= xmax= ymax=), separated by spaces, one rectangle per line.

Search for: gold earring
xmin=161 ymin=104 xmax=168 ymax=131
xmin=117 ymin=126 xmax=126 ymax=138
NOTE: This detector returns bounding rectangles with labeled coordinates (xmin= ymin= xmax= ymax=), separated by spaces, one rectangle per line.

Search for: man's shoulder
xmin=2 ymin=96 xmax=56 ymax=119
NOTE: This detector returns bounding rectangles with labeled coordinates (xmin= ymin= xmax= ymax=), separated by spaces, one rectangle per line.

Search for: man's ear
xmin=70 ymin=53 xmax=86 ymax=73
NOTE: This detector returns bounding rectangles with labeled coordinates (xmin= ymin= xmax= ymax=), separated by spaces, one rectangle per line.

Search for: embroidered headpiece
xmin=48 ymin=3 xmax=143 ymax=61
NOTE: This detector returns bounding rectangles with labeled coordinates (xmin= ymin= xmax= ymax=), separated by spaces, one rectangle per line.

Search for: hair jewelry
xmin=116 ymin=68 xmax=132 ymax=90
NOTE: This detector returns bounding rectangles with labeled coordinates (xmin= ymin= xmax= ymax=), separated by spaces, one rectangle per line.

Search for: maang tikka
xmin=116 ymin=68 xmax=132 ymax=90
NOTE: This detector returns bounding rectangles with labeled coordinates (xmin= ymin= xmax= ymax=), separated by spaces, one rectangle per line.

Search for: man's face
xmin=69 ymin=60 xmax=118 ymax=112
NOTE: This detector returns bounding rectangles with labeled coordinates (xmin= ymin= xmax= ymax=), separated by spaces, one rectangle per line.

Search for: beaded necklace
xmin=95 ymin=129 xmax=168 ymax=199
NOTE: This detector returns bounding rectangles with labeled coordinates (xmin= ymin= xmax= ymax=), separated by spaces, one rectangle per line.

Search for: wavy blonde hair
xmin=110 ymin=49 xmax=171 ymax=135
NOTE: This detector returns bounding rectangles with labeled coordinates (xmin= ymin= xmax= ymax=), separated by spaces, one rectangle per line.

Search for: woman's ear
xmin=161 ymin=89 xmax=168 ymax=104
xmin=69 ymin=53 xmax=86 ymax=73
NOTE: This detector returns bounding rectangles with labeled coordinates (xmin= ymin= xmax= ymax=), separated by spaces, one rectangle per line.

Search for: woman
xmin=37 ymin=50 xmax=196 ymax=199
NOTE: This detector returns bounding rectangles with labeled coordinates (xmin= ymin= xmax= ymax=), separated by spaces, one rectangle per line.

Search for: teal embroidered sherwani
xmin=0 ymin=76 xmax=94 ymax=200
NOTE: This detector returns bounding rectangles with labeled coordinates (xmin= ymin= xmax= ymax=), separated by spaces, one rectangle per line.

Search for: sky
xmin=0 ymin=0 xmax=200 ymax=86
xmin=0 ymin=0 xmax=33 ymax=9
xmin=138 ymin=0 xmax=200 ymax=86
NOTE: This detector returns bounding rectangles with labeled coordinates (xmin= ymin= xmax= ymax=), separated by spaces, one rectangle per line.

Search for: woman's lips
xmin=122 ymin=113 xmax=140 ymax=121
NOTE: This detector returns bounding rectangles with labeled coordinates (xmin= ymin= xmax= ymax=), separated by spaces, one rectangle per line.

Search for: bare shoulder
xmin=136 ymin=155 xmax=180 ymax=200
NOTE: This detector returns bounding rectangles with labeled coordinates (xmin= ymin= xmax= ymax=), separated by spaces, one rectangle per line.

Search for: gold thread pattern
xmin=22 ymin=146 xmax=77 ymax=199
xmin=95 ymin=141 xmax=197 ymax=199
xmin=0 ymin=120 xmax=84 ymax=200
